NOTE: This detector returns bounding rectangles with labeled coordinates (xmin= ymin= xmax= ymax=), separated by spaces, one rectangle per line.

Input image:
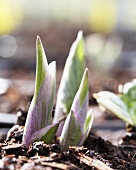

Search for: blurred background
xmin=0 ymin=0 xmax=136 ymax=138
xmin=1 ymin=0 xmax=136 ymax=72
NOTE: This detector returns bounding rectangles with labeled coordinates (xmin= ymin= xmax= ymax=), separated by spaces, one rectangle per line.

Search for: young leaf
xmin=84 ymin=109 xmax=93 ymax=135
xmin=60 ymin=110 xmax=82 ymax=151
xmin=53 ymin=31 xmax=85 ymax=136
xmin=120 ymin=80 xmax=136 ymax=125
xmin=79 ymin=109 xmax=93 ymax=146
xmin=34 ymin=36 xmax=48 ymax=102
xmin=29 ymin=123 xmax=59 ymax=145
xmin=60 ymin=69 xmax=93 ymax=150
xmin=120 ymin=81 xmax=136 ymax=107
xmin=23 ymin=37 xmax=57 ymax=146
xmin=94 ymin=91 xmax=133 ymax=125
xmin=71 ymin=68 xmax=89 ymax=124
xmin=121 ymin=79 xmax=136 ymax=94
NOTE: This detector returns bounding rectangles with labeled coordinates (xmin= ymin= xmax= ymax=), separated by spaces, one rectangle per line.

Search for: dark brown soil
xmin=0 ymin=126 xmax=136 ymax=170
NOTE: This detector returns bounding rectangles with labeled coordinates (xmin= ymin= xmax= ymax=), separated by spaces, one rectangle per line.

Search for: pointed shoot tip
xmin=84 ymin=68 xmax=88 ymax=75
xmin=36 ymin=35 xmax=41 ymax=42
xmin=82 ymin=68 xmax=89 ymax=83
xmin=36 ymin=36 xmax=43 ymax=48
xmin=77 ymin=30 xmax=83 ymax=38
xmin=76 ymin=30 xmax=83 ymax=43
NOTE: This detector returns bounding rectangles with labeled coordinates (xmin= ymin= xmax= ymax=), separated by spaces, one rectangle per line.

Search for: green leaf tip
xmin=70 ymin=30 xmax=84 ymax=62
xmin=34 ymin=36 xmax=48 ymax=101
xmin=79 ymin=68 xmax=88 ymax=106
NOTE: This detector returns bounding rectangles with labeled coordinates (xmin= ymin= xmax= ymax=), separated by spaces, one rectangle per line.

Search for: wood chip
xmin=41 ymin=162 xmax=78 ymax=170
xmin=73 ymin=152 xmax=113 ymax=170
xmin=2 ymin=143 xmax=23 ymax=150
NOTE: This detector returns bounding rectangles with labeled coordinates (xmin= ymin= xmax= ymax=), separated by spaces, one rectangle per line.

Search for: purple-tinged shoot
xmin=53 ymin=31 xmax=85 ymax=136
xmin=60 ymin=68 xmax=93 ymax=150
xmin=23 ymin=37 xmax=58 ymax=146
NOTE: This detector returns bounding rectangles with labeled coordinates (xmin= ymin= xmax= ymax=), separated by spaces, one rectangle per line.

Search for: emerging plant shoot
xmin=60 ymin=68 xmax=93 ymax=150
xmin=23 ymin=37 xmax=58 ymax=146
xmin=53 ymin=31 xmax=85 ymax=136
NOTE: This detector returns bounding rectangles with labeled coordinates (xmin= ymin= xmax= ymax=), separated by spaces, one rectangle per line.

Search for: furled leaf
xmin=79 ymin=109 xmax=93 ymax=146
xmin=60 ymin=110 xmax=82 ymax=151
xmin=23 ymin=37 xmax=57 ymax=146
xmin=84 ymin=109 xmax=93 ymax=135
xmin=71 ymin=68 xmax=88 ymax=124
xmin=60 ymin=69 xmax=93 ymax=150
xmin=53 ymin=31 xmax=85 ymax=136
xmin=34 ymin=36 xmax=48 ymax=102
xmin=94 ymin=91 xmax=133 ymax=125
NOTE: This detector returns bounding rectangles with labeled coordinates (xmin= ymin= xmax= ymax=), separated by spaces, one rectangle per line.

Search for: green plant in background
xmin=23 ymin=32 xmax=93 ymax=150
xmin=119 ymin=80 xmax=136 ymax=126
xmin=94 ymin=79 xmax=136 ymax=128
xmin=53 ymin=31 xmax=85 ymax=136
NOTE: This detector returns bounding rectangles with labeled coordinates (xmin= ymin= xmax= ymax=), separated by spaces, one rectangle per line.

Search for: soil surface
xmin=0 ymin=125 xmax=136 ymax=170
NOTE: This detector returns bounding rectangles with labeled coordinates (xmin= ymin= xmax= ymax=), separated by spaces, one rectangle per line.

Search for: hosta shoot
xmin=60 ymin=68 xmax=93 ymax=150
xmin=53 ymin=31 xmax=85 ymax=136
xmin=23 ymin=37 xmax=58 ymax=146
